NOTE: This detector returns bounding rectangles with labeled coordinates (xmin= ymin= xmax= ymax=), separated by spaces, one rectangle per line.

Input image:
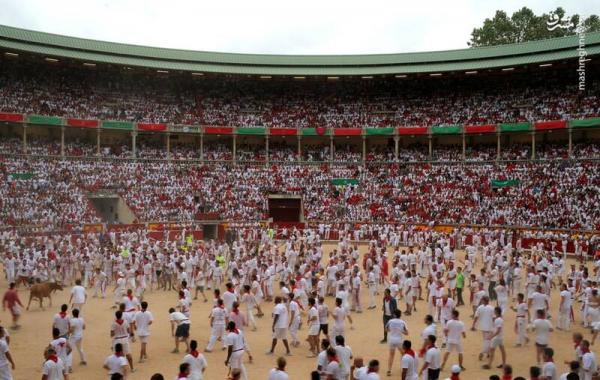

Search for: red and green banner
xmin=465 ymin=124 xmax=496 ymax=134
xmin=237 ymin=127 xmax=266 ymax=135
xmin=534 ymin=120 xmax=567 ymax=131
xmin=269 ymin=128 xmax=297 ymax=136
xmin=0 ymin=112 xmax=24 ymax=122
xmin=66 ymin=118 xmax=98 ymax=128
xmin=398 ymin=127 xmax=428 ymax=135
xmin=302 ymin=127 xmax=330 ymax=136
xmin=366 ymin=127 xmax=394 ymax=136
xmin=432 ymin=125 xmax=462 ymax=135
xmin=333 ymin=128 xmax=362 ymax=136
xmin=102 ymin=120 xmax=134 ymax=130
xmin=138 ymin=123 xmax=167 ymax=132
xmin=499 ymin=122 xmax=530 ymax=132
xmin=204 ymin=126 xmax=233 ymax=135
xmin=570 ymin=117 xmax=600 ymax=128
xmin=27 ymin=115 xmax=62 ymax=126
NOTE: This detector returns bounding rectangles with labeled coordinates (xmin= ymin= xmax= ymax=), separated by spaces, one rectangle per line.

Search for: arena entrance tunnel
xmin=267 ymin=194 xmax=303 ymax=222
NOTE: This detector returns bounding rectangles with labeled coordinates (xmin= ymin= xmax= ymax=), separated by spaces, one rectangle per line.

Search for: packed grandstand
xmin=0 ymin=25 xmax=599 ymax=235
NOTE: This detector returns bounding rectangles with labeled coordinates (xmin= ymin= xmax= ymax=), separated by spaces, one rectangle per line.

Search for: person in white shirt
xmin=0 ymin=327 xmax=15 ymax=380
xmin=267 ymin=296 xmax=291 ymax=356
xmin=511 ymin=293 xmax=530 ymax=346
xmin=205 ymin=299 xmax=227 ymax=352
xmin=42 ymin=345 xmax=68 ymax=380
xmin=182 ymin=340 xmax=207 ymax=380
xmin=334 ymin=335 xmax=353 ymax=380
xmin=223 ymin=283 xmax=238 ymax=313
xmin=385 ymin=309 xmax=408 ymax=376
xmin=541 ymin=347 xmax=558 ymax=380
xmin=332 ymin=297 xmax=353 ymax=340
xmin=557 ymin=284 xmax=573 ymax=331
xmin=419 ymin=335 xmax=441 ymax=380
xmin=133 ymin=301 xmax=153 ymax=363
xmin=267 ymin=356 xmax=289 ymax=380
xmin=68 ymin=308 xmax=86 ymax=367
xmin=177 ymin=362 xmax=191 ymax=380
xmin=111 ymin=310 xmax=134 ymax=373
xmin=471 ymin=296 xmax=494 ymax=361
xmin=103 ymin=343 xmax=128 ymax=379
xmin=225 ymin=321 xmax=247 ymax=380
xmin=307 ymin=297 xmax=320 ymax=357
xmin=288 ymin=293 xmax=302 ymax=347
xmin=484 ymin=306 xmax=506 ymax=370
xmin=400 ymin=340 xmax=418 ymax=380
xmin=441 ymin=309 xmax=466 ymax=371
xmin=532 ymin=309 xmax=554 ymax=364
xmin=68 ymin=280 xmax=86 ymax=312
xmin=581 ymin=339 xmax=597 ymax=380
xmin=52 ymin=304 xmax=70 ymax=338
xmin=169 ymin=307 xmax=191 ymax=354
xmin=50 ymin=328 xmax=71 ymax=374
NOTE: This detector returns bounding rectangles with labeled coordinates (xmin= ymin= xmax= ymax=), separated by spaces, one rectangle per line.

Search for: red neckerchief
xmin=228 ymin=328 xmax=239 ymax=334
xmin=405 ymin=348 xmax=415 ymax=357
xmin=190 ymin=350 xmax=199 ymax=358
xmin=451 ymin=374 xmax=460 ymax=380
xmin=328 ymin=356 xmax=338 ymax=364
xmin=581 ymin=346 xmax=590 ymax=354
xmin=384 ymin=295 xmax=391 ymax=302
xmin=501 ymin=375 xmax=511 ymax=380
xmin=232 ymin=307 xmax=240 ymax=315
xmin=128 ymin=294 xmax=133 ymax=301
xmin=115 ymin=352 xmax=124 ymax=357
xmin=116 ymin=319 xmax=124 ymax=325
xmin=59 ymin=312 xmax=67 ymax=318
xmin=177 ymin=373 xmax=187 ymax=379
xmin=443 ymin=298 xmax=448 ymax=306
xmin=48 ymin=354 xmax=58 ymax=363
xmin=367 ymin=367 xmax=377 ymax=373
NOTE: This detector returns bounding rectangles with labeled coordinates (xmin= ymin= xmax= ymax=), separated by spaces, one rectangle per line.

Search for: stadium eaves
xmin=0 ymin=24 xmax=599 ymax=76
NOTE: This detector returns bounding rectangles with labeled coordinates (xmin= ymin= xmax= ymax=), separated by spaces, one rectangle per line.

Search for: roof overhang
xmin=0 ymin=24 xmax=598 ymax=76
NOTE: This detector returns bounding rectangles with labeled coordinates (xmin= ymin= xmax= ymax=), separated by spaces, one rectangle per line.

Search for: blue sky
xmin=0 ymin=0 xmax=597 ymax=54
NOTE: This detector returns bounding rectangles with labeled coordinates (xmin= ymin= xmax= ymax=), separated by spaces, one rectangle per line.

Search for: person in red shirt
xmin=2 ymin=283 xmax=23 ymax=329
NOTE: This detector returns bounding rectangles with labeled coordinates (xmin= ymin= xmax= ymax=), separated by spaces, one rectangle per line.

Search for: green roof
xmin=0 ymin=24 xmax=598 ymax=76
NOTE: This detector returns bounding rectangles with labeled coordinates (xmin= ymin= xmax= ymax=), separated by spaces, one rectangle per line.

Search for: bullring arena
xmin=0 ymin=22 xmax=599 ymax=380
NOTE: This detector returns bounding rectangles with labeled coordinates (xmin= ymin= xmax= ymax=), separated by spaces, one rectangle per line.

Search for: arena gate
xmin=268 ymin=194 xmax=303 ymax=222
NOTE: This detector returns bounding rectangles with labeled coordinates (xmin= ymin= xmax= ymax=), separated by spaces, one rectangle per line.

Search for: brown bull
xmin=26 ymin=282 xmax=63 ymax=310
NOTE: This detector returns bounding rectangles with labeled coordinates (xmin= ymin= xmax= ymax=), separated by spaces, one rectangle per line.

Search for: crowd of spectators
xmin=1 ymin=151 xmax=598 ymax=231
xmin=1 ymin=57 xmax=599 ymax=128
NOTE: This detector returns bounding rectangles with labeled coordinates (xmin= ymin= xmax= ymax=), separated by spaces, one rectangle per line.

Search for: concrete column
xmin=394 ymin=136 xmax=399 ymax=161
xmin=330 ymin=135 xmax=334 ymax=162
xmin=131 ymin=131 xmax=137 ymax=158
xmin=462 ymin=133 xmax=466 ymax=160
xmin=428 ymin=136 xmax=433 ymax=159
xmin=60 ymin=126 xmax=65 ymax=157
xmin=200 ymin=134 xmax=204 ymax=162
xmin=531 ymin=131 xmax=536 ymax=160
xmin=22 ymin=125 xmax=27 ymax=154
xmin=265 ymin=135 xmax=269 ymax=164
xmin=232 ymin=135 xmax=237 ymax=162
xmin=166 ymin=133 xmax=171 ymax=160
xmin=362 ymin=136 xmax=366 ymax=163
xmin=496 ymin=132 xmax=501 ymax=160
xmin=568 ymin=128 xmax=573 ymax=158
xmin=97 ymin=128 xmax=101 ymax=156
xmin=297 ymin=136 xmax=301 ymax=161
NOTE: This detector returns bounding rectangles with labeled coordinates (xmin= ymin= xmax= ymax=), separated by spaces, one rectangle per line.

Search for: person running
xmin=68 ymin=308 xmax=86 ymax=367
xmin=205 ymin=299 xmax=227 ymax=352
xmin=224 ymin=321 xmax=247 ymax=380
xmin=42 ymin=345 xmax=68 ymax=380
xmin=133 ymin=301 xmax=153 ymax=363
xmin=1 ymin=283 xmax=23 ymax=330
xmin=267 ymin=296 xmax=291 ymax=356
xmin=484 ymin=307 xmax=506 ymax=370
xmin=441 ymin=309 xmax=466 ymax=371
xmin=103 ymin=343 xmax=128 ymax=379
xmin=400 ymin=340 xmax=418 ymax=380
xmin=385 ymin=309 xmax=408 ymax=376
xmin=182 ymin=340 xmax=207 ymax=380
xmin=111 ymin=310 xmax=134 ymax=373
xmin=69 ymin=280 xmax=87 ymax=312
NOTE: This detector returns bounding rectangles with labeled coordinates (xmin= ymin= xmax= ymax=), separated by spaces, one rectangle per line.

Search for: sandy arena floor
xmin=2 ymin=243 xmax=595 ymax=379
